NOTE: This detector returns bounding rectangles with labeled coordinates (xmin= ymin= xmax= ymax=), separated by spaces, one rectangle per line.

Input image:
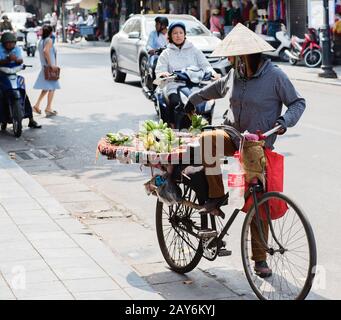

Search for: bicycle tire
xmin=155 ymin=184 xmax=206 ymax=274
xmin=241 ymin=192 xmax=317 ymax=300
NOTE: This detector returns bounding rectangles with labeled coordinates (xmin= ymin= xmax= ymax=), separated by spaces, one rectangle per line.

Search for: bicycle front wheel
xmin=241 ymin=192 xmax=317 ymax=300
xmin=156 ymin=184 xmax=206 ymax=274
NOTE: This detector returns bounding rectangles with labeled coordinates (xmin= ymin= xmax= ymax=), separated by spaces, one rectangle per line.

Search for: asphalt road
xmin=0 ymin=45 xmax=340 ymax=299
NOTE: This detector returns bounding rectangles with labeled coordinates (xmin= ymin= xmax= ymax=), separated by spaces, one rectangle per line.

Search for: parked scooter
xmin=285 ymin=28 xmax=322 ymax=68
xmin=261 ymin=25 xmax=291 ymax=61
xmin=153 ymin=66 xmax=215 ymax=130
xmin=22 ymin=27 xmax=38 ymax=57
xmin=0 ymin=64 xmax=32 ymax=137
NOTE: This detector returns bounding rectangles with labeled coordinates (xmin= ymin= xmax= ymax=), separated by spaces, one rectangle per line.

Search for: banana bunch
xmin=139 ymin=120 xmax=181 ymax=153
xmin=141 ymin=119 xmax=168 ymax=133
xmin=189 ymin=114 xmax=209 ymax=134
xmin=106 ymin=132 xmax=134 ymax=146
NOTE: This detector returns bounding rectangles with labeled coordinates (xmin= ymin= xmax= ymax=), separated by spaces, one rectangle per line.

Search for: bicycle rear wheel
xmin=241 ymin=192 xmax=317 ymax=300
xmin=156 ymin=184 xmax=206 ymax=274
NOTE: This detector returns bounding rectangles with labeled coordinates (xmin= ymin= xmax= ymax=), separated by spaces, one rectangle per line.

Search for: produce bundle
xmin=106 ymin=132 xmax=134 ymax=146
xmin=189 ymin=114 xmax=208 ymax=133
xmin=139 ymin=120 xmax=182 ymax=153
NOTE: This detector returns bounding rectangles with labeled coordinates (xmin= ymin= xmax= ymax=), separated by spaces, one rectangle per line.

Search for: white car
xmin=110 ymin=14 xmax=231 ymax=83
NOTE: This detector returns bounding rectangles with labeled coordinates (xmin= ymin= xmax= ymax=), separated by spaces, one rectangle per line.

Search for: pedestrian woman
xmin=184 ymin=23 xmax=306 ymax=278
xmin=210 ymin=8 xmax=224 ymax=38
xmin=33 ymin=25 xmax=60 ymax=117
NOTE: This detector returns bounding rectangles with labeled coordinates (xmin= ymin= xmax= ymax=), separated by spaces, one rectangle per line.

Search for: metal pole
xmin=61 ymin=1 xmax=67 ymax=43
xmin=319 ymin=0 xmax=337 ymax=78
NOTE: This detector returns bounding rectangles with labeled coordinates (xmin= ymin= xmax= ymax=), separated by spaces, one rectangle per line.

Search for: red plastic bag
xmin=242 ymin=149 xmax=288 ymax=220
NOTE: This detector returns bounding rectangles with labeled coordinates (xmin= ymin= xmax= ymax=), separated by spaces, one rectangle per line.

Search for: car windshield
xmin=145 ymin=18 xmax=210 ymax=37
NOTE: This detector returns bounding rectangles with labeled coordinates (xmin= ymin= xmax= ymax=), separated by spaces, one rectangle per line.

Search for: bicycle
xmin=154 ymin=125 xmax=317 ymax=300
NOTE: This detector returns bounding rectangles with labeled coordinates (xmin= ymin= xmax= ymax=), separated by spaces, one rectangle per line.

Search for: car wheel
xmin=140 ymin=55 xmax=148 ymax=88
xmin=111 ymin=51 xmax=126 ymax=83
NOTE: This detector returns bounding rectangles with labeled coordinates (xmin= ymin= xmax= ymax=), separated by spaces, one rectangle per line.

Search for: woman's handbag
xmin=44 ymin=65 xmax=60 ymax=81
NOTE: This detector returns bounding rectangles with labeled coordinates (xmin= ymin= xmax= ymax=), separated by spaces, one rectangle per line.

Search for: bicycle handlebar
xmin=202 ymin=124 xmax=283 ymax=141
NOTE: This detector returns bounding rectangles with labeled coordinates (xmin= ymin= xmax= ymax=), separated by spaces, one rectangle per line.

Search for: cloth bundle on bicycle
xmin=242 ymin=149 xmax=288 ymax=220
xmin=144 ymin=174 xmax=183 ymax=206
xmin=241 ymin=140 xmax=266 ymax=186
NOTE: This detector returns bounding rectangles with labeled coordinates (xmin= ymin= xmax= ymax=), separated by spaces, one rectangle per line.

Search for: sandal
xmin=33 ymin=106 xmax=42 ymax=114
xmin=45 ymin=110 xmax=58 ymax=117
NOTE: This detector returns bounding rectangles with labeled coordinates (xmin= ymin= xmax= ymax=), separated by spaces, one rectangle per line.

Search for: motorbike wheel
xmin=111 ymin=52 xmax=126 ymax=83
xmin=289 ymin=57 xmax=297 ymax=65
xmin=11 ymin=99 xmax=23 ymax=138
xmin=1 ymin=123 xmax=7 ymax=131
xmin=139 ymin=55 xmax=149 ymax=89
xmin=13 ymin=119 xmax=22 ymax=138
xmin=279 ymin=49 xmax=290 ymax=62
xmin=304 ymin=49 xmax=322 ymax=68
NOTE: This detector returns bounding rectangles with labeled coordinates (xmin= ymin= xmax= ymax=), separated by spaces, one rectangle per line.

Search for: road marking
xmin=301 ymin=123 xmax=341 ymax=137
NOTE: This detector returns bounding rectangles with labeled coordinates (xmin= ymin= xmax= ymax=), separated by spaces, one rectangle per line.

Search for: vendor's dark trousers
xmin=200 ymin=129 xmax=268 ymax=262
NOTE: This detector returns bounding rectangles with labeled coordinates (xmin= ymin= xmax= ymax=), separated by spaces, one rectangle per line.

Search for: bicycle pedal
xmin=198 ymin=229 xmax=218 ymax=239
xmin=217 ymin=249 xmax=232 ymax=257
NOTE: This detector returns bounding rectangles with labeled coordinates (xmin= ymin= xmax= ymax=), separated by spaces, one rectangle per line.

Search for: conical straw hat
xmin=211 ymin=23 xmax=275 ymax=57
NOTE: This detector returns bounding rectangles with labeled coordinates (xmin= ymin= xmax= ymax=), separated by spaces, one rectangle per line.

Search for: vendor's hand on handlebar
xmin=212 ymin=73 xmax=221 ymax=81
xmin=275 ymin=122 xmax=286 ymax=135
xmin=159 ymin=72 xmax=171 ymax=78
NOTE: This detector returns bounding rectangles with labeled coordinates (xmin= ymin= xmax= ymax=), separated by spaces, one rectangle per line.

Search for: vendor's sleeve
xmin=275 ymin=70 xmax=306 ymax=128
xmin=189 ymin=70 xmax=232 ymax=106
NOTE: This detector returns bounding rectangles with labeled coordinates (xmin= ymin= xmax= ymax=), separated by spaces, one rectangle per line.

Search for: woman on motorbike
xmin=155 ymin=21 xmax=220 ymax=127
xmin=184 ymin=23 xmax=306 ymax=277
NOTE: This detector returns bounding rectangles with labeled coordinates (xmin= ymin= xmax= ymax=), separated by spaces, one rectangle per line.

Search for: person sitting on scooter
xmin=0 ymin=32 xmax=41 ymax=129
xmin=155 ymin=21 xmax=220 ymax=127
xmin=147 ymin=16 xmax=169 ymax=56
xmin=183 ymin=23 xmax=306 ymax=278
xmin=0 ymin=15 xmax=13 ymax=32
xmin=145 ymin=16 xmax=169 ymax=93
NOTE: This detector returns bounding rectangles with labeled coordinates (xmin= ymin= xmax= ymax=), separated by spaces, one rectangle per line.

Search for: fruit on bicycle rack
xmin=190 ymin=114 xmax=208 ymax=133
xmin=139 ymin=120 xmax=181 ymax=153
xmin=106 ymin=132 xmax=134 ymax=146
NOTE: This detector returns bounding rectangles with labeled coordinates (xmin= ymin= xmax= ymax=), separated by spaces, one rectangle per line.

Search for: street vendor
xmin=184 ymin=23 xmax=306 ymax=277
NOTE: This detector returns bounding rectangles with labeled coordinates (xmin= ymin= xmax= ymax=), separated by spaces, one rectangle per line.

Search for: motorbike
xmin=142 ymin=47 xmax=166 ymax=102
xmin=21 ymin=27 xmax=39 ymax=57
xmin=66 ymin=22 xmax=82 ymax=43
xmin=153 ymin=66 xmax=215 ymax=130
xmin=0 ymin=64 xmax=32 ymax=137
xmin=285 ymin=28 xmax=322 ymax=68
xmin=261 ymin=27 xmax=291 ymax=62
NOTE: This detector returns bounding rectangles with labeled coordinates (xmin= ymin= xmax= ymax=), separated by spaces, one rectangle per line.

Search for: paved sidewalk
xmin=0 ymin=147 xmax=162 ymax=300
xmin=277 ymin=62 xmax=341 ymax=86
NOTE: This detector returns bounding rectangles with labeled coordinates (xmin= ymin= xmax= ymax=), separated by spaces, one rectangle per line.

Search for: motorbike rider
xmin=144 ymin=16 xmax=169 ymax=93
xmin=155 ymin=21 xmax=220 ymax=127
xmin=0 ymin=32 xmax=41 ymax=129
xmin=147 ymin=16 xmax=169 ymax=56
xmin=183 ymin=23 xmax=306 ymax=277
xmin=0 ymin=15 xmax=13 ymax=32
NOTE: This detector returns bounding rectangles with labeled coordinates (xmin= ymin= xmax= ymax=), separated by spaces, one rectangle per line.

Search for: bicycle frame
xmin=172 ymin=124 xmax=286 ymax=257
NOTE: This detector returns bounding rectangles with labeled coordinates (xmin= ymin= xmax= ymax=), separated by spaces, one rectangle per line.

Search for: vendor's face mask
xmin=234 ymin=56 xmax=247 ymax=80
